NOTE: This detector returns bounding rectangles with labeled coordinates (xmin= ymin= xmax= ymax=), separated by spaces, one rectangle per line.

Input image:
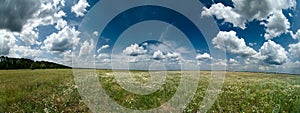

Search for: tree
xmin=30 ymin=63 xmax=35 ymax=70
xmin=40 ymin=63 xmax=46 ymax=69
xmin=0 ymin=56 xmax=70 ymax=69
xmin=5 ymin=64 xmax=9 ymax=70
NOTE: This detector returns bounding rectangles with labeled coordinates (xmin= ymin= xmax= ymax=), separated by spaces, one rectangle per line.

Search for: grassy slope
xmin=0 ymin=70 xmax=299 ymax=112
xmin=0 ymin=69 xmax=88 ymax=112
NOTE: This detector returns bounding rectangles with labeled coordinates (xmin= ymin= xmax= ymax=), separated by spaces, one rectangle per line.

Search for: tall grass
xmin=0 ymin=70 xmax=299 ymax=112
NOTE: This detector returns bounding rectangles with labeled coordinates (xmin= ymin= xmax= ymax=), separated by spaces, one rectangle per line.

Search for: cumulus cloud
xmin=166 ymin=52 xmax=180 ymax=60
xmin=123 ymin=43 xmax=147 ymax=56
xmin=0 ymin=0 xmax=40 ymax=32
xmin=93 ymin=31 xmax=99 ymax=36
xmin=202 ymin=0 xmax=295 ymax=39
xmin=102 ymin=59 xmax=110 ymax=63
xmin=71 ymin=0 xmax=90 ymax=17
xmin=147 ymin=42 xmax=173 ymax=54
xmin=1 ymin=0 xmax=67 ymax=45
xmin=229 ymin=58 xmax=238 ymax=64
xmin=13 ymin=46 xmax=42 ymax=60
xmin=0 ymin=30 xmax=16 ymax=55
xmin=212 ymin=59 xmax=228 ymax=67
xmin=152 ymin=50 xmax=165 ymax=60
xmin=212 ymin=31 xmax=257 ymax=57
xmin=290 ymin=29 xmax=300 ymax=40
xmin=257 ymin=40 xmax=288 ymax=65
xmin=97 ymin=53 xmax=110 ymax=59
xmin=201 ymin=3 xmax=244 ymax=28
xmin=55 ymin=19 xmax=67 ymax=30
xmin=196 ymin=53 xmax=212 ymax=60
xmin=19 ymin=25 xmax=40 ymax=45
xmin=262 ymin=11 xmax=290 ymax=40
xmin=43 ymin=26 xmax=80 ymax=53
xmin=33 ymin=4 xmax=67 ymax=28
xmin=97 ymin=45 xmax=110 ymax=53
xmin=288 ymin=43 xmax=300 ymax=61
xmin=79 ymin=39 xmax=95 ymax=57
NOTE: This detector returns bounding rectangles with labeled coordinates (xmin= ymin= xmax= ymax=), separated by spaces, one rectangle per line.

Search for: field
xmin=0 ymin=69 xmax=300 ymax=112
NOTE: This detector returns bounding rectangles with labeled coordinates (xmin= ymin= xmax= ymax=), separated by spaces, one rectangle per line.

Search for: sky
xmin=1 ymin=0 xmax=300 ymax=74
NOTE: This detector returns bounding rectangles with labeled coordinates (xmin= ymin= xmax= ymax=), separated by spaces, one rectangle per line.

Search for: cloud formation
xmin=15 ymin=0 xmax=67 ymax=45
xmin=0 ymin=30 xmax=16 ymax=55
xmin=289 ymin=43 xmax=300 ymax=61
xmin=262 ymin=11 xmax=290 ymax=40
xmin=202 ymin=0 xmax=296 ymax=39
xmin=0 ymin=0 xmax=40 ymax=32
xmin=97 ymin=45 xmax=110 ymax=53
xmin=166 ymin=52 xmax=180 ymax=60
xmin=228 ymin=58 xmax=238 ymax=65
xmin=290 ymin=29 xmax=300 ymax=40
xmin=257 ymin=40 xmax=288 ymax=65
xmin=152 ymin=50 xmax=165 ymax=60
xmin=71 ymin=0 xmax=90 ymax=17
xmin=79 ymin=39 xmax=95 ymax=57
xmin=212 ymin=31 xmax=257 ymax=57
xmin=196 ymin=53 xmax=212 ymax=60
xmin=43 ymin=26 xmax=80 ymax=53
xmin=123 ymin=43 xmax=147 ymax=56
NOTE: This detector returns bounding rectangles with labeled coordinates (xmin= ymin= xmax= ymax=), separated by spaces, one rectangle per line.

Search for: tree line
xmin=0 ymin=56 xmax=70 ymax=70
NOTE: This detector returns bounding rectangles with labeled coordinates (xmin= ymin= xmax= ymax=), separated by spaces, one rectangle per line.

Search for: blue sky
xmin=1 ymin=0 xmax=300 ymax=74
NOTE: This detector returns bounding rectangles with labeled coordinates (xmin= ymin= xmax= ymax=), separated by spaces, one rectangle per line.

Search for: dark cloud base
xmin=0 ymin=0 xmax=40 ymax=32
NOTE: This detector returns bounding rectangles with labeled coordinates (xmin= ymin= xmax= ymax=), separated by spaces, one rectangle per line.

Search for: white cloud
xmin=288 ymin=42 xmax=300 ymax=61
xmin=79 ymin=39 xmax=95 ymax=57
xmin=289 ymin=13 xmax=293 ymax=17
xmin=166 ymin=52 xmax=180 ymax=60
xmin=71 ymin=0 xmax=90 ymax=17
xmin=212 ymin=59 xmax=228 ymax=67
xmin=55 ymin=19 xmax=67 ymax=30
xmin=97 ymin=53 xmax=110 ymax=59
xmin=0 ymin=0 xmax=73 ymax=66
xmin=202 ymin=3 xmax=244 ymax=28
xmin=35 ymin=7 xmax=67 ymax=27
xmin=43 ymin=26 xmax=80 ymax=53
xmin=20 ymin=25 xmax=39 ymax=45
xmin=97 ymin=45 xmax=110 ymax=53
xmin=123 ymin=43 xmax=147 ymax=56
xmin=257 ymin=40 xmax=288 ymax=65
xmin=290 ymin=29 xmax=300 ymax=40
xmin=0 ymin=30 xmax=16 ymax=55
xmin=13 ymin=46 xmax=42 ymax=59
xmin=53 ymin=0 xmax=65 ymax=7
xmin=127 ymin=57 xmax=139 ymax=63
xmin=228 ymin=58 xmax=238 ymax=65
xmin=147 ymin=43 xmax=173 ymax=54
xmin=202 ymin=0 xmax=296 ymax=39
xmin=93 ymin=31 xmax=99 ymax=37
xmin=196 ymin=53 xmax=212 ymax=60
xmin=152 ymin=50 xmax=165 ymax=60
xmin=212 ymin=31 xmax=257 ymax=57
xmin=142 ymin=42 xmax=148 ymax=46
xmin=249 ymin=42 xmax=257 ymax=46
xmin=102 ymin=59 xmax=111 ymax=63
xmin=262 ymin=11 xmax=290 ymax=40
xmin=14 ymin=0 xmax=67 ymax=45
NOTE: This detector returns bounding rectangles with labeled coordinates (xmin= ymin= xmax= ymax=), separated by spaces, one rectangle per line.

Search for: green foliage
xmin=0 ymin=56 xmax=70 ymax=69
xmin=40 ymin=63 xmax=46 ymax=69
xmin=30 ymin=63 xmax=35 ymax=70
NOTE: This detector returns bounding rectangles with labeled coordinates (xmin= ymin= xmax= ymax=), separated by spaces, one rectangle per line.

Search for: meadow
xmin=0 ymin=69 xmax=299 ymax=112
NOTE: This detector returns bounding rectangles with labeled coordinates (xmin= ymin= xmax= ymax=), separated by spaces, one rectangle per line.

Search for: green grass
xmin=0 ymin=69 xmax=300 ymax=112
